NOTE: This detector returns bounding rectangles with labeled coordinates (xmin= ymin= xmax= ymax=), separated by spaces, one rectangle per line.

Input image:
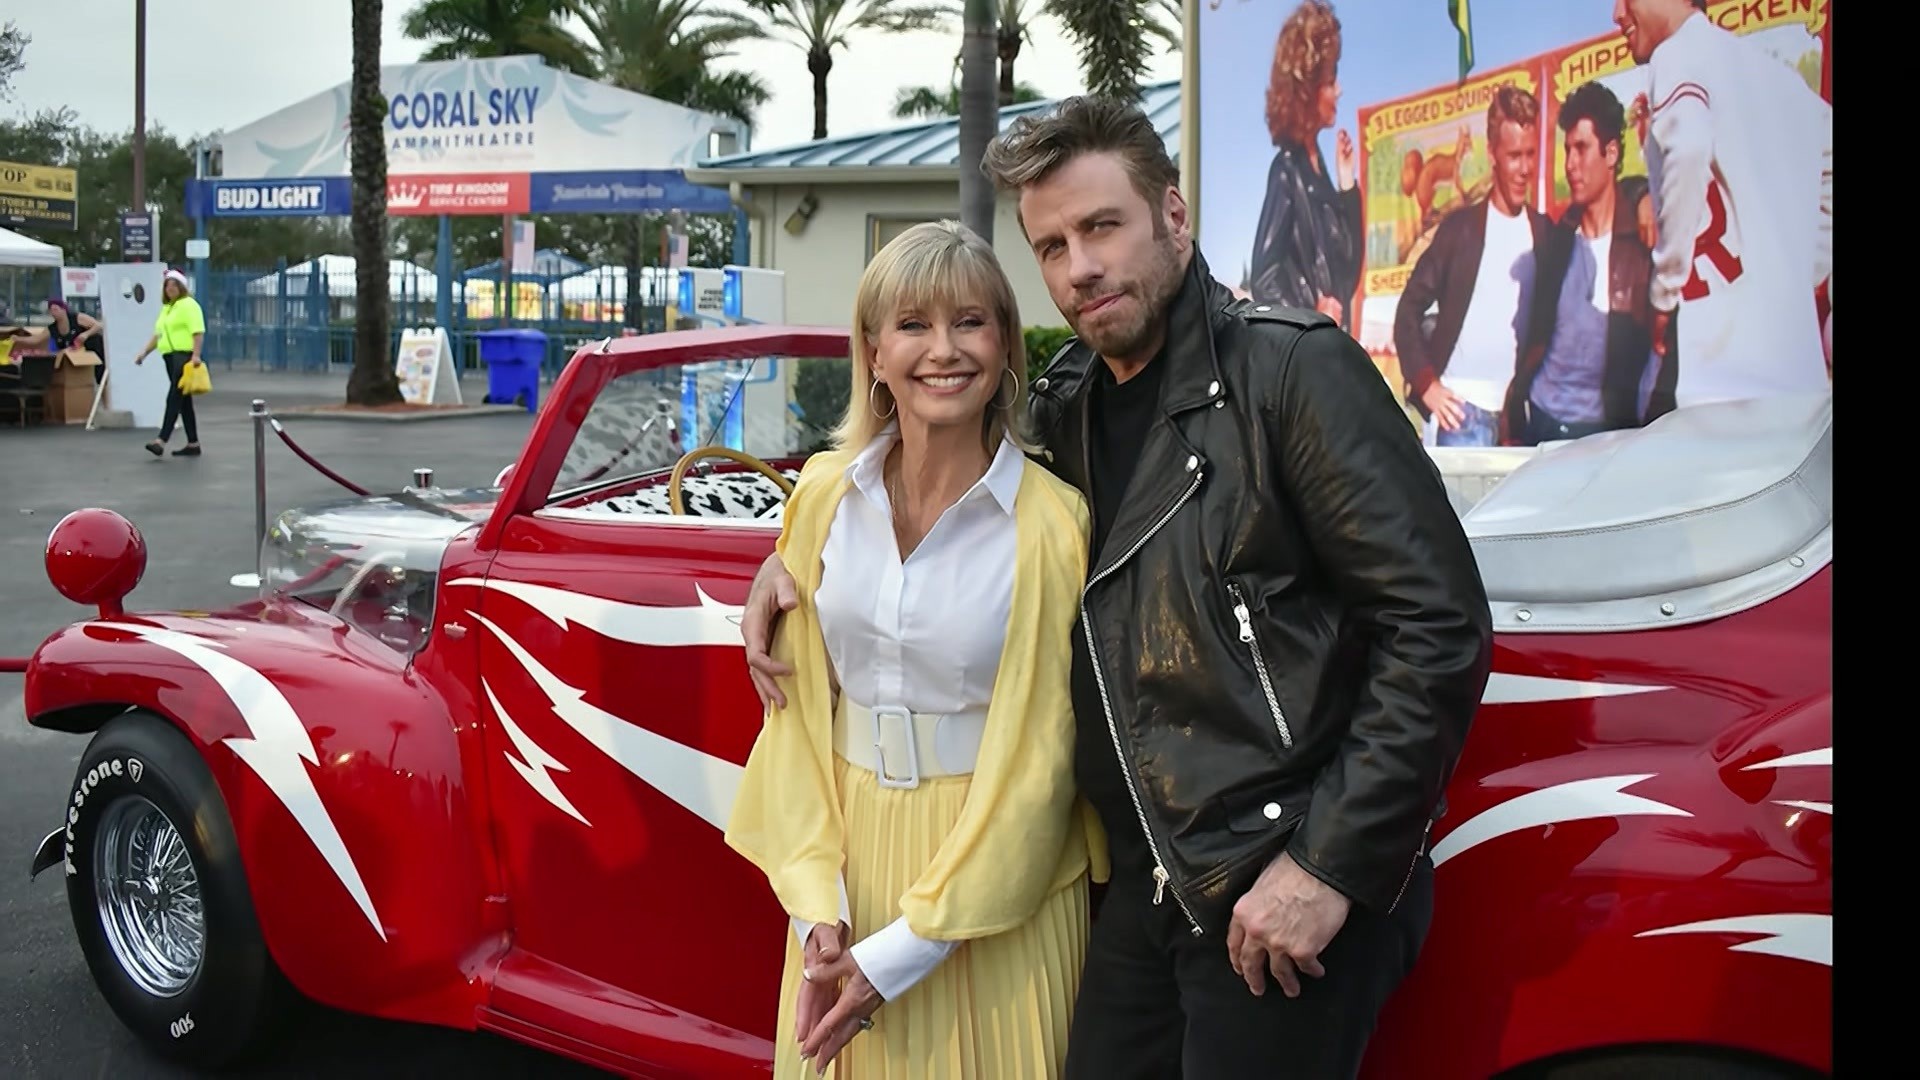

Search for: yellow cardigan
xmin=725 ymin=445 xmax=1109 ymax=941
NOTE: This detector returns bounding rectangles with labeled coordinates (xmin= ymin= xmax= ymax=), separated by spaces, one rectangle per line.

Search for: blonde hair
xmin=834 ymin=220 xmax=1033 ymax=453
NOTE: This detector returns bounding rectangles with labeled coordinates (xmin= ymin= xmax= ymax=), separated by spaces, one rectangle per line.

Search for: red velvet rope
xmin=269 ymin=419 xmax=371 ymax=497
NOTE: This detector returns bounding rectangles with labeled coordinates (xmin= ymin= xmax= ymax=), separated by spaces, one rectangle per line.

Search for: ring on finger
xmin=858 ymin=1016 xmax=875 ymax=1031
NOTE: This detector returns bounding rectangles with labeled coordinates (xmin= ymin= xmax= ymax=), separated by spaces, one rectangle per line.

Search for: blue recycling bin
xmin=476 ymin=329 xmax=548 ymax=412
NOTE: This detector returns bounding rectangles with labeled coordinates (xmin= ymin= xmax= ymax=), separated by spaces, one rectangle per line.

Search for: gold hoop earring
xmin=993 ymin=367 xmax=1020 ymax=411
xmin=869 ymin=379 xmax=896 ymax=419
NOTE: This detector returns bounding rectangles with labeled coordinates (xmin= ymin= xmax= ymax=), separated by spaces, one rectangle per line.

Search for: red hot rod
xmin=20 ymin=326 xmax=1831 ymax=1078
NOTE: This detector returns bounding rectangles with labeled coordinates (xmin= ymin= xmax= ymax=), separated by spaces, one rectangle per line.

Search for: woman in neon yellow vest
xmin=134 ymin=269 xmax=206 ymax=457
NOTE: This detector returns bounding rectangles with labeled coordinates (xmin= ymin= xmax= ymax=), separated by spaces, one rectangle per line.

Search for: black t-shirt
xmin=1069 ymin=351 xmax=1167 ymax=880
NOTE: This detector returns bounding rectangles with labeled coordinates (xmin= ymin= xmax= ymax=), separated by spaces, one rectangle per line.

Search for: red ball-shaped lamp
xmin=45 ymin=508 xmax=147 ymax=618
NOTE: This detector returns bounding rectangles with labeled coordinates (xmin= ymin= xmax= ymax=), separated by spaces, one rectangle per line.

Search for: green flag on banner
xmin=1449 ymin=0 xmax=1474 ymax=81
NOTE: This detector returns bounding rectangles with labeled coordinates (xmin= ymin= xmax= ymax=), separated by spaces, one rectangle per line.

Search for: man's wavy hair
xmin=1265 ymin=0 xmax=1342 ymax=146
xmin=981 ymin=94 xmax=1180 ymax=235
xmin=1560 ymin=80 xmax=1626 ymax=176
xmin=1487 ymin=83 xmax=1540 ymax=140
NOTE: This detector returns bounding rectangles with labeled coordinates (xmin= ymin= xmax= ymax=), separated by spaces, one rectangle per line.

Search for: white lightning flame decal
xmin=483 ymin=678 xmax=589 ymax=825
xmin=1430 ymin=773 xmax=1691 ymax=868
xmin=447 ymin=577 xmax=743 ymax=646
xmin=1742 ymin=746 xmax=1831 ymax=770
xmin=469 ymin=612 xmax=742 ymax=830
xmin=1636 ymin=913 xmax=1831 ymax=967
xmin=1480 ymin=673 xmax=1671 ymax=704
xmin=90 ymin=623 xmax=385 ymax=940
xmin=1743 ymin=747 xmax=1832 ymax=816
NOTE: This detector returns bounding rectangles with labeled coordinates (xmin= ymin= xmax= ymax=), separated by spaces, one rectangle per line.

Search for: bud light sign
xmin=194 ymin=177 xmax=351 ymax=218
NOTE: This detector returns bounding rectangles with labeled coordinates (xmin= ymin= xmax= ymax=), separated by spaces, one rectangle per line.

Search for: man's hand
xmin=1225 ymin=851 xmax=1352 ymax=998
xmin=795 ymin=922 xmax=848 ymax=1047
xmin=1335 ymin=129 xmax=1356 ymax=191
xmin=1636 ymin=191 xmax=1658 ymax=251
xmin=1421 ymin=381 xmax=1466 ymax=432
xmin=743 ymin=552 xmax=799 ymax=709
xmin=1652 ymin=308 xmax=1673 ymax=359
xmin=799 ymin=947 xmax=882 ymax=1073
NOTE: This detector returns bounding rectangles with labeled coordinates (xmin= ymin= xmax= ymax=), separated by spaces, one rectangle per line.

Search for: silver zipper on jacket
xmin=1081 ymin=468 xmax=1207 ymax=936
xmin=1227 ymin=582 xmax=1294 ymax=750
xmin=1388 ymin=820 xmax=1434 ymax=915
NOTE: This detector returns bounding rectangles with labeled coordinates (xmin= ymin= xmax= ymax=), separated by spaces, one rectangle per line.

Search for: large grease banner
xmin=1196 ymin=0 xmax=1832 ymax=446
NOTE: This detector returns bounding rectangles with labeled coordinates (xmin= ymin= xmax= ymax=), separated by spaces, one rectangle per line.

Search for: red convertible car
xmin=21 ymin=326 xmax=1830 ymax=1078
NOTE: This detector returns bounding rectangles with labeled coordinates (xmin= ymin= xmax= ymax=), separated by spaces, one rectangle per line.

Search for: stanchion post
xmin=251 ymin=399 xmax=269 ymax=554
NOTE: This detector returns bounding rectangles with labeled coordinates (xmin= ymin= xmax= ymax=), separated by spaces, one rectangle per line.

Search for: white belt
xmin=832 ymin=699 xmax=986 ymax=788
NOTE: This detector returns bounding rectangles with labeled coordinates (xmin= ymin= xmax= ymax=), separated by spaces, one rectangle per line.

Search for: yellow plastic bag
xmin=178 ymin=359 xmax=211 ymax=396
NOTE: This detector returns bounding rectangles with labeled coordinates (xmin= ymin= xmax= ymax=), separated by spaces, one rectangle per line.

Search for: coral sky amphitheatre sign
xmin=187 ymin=56 xmax=739 ymax=220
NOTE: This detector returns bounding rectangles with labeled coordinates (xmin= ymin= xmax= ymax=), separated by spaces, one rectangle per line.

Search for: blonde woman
xmin=134 ymin=268 xmax=207 ymax=457
xmin=726 ymin=220 xmax=1105 ymax=1079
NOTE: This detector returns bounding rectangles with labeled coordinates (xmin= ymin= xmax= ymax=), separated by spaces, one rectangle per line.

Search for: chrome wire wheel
xmin=93 ymin=795 xmax=206 ymax=998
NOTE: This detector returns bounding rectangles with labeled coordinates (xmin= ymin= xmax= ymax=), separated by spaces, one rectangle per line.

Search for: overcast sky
xmin=4 ymin=2 xmax=1183 ymax=154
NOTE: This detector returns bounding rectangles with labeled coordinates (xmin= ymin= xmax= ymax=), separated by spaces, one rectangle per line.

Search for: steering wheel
xmin=668 ymin=445 xmax=796 ymax=516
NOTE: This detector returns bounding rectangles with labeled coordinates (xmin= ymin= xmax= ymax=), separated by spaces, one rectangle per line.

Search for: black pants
xmin=1064 ymin=855 xmax=1435 ymax=1079
xmin=159 ymin=351 xmax=199 ymax=443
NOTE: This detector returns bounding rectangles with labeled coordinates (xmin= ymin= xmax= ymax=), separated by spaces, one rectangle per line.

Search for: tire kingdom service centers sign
xmin=0 ymin=160 xmax=79 ymax=230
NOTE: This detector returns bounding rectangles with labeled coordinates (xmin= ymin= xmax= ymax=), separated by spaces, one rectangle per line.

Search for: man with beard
xmin=1393 ymin=84 xmax=1548 ymax=447
xmin=1504 ymin=79 xmax=1658 ymax=444
xmin=736 ymin=95 xmax=1492 ymax=1078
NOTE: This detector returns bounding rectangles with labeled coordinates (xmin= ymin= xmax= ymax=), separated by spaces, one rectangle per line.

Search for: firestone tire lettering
xmin=64 ymin=757 xmax=132 ymax=876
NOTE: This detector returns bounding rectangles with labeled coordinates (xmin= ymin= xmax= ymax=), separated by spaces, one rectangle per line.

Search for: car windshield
xmin=550 ymin=354 xmax=836 ymax=500
xmin=259 ymin=497 xmax=473 ymax=656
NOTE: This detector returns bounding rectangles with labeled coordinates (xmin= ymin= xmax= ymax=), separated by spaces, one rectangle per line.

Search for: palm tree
xmin=580 ymin=0 xmax=770 ymax=128
xmin=744 ymin=1 xmax=958 ymax=140
xmin=579 ymin=0 xmax=772 ymax=329
xmin=958 ymin=0 xmax=997 ymax=240
xmin=892 ymin=77 xmax=1041 ymax=119
xmin=991 ymin=0 xmax=1044 ymax=108
xmin=347 ymin=0 xmax=402 ymax=405
xmin=1046 ymin=0 xmax=1180 ymax=104
xmin=400 ymin=0 xmax=598 ymax=74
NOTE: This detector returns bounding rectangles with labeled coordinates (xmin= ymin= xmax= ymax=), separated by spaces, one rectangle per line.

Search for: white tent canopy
xmin=0 ymin=226 xmax=64 ymax=269
xmin=245 ymin=255 xmax=438 ymax=297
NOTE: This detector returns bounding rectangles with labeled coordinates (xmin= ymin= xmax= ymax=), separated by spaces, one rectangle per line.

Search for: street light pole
xmin=132 ymin=0 xmax=147 ymax=216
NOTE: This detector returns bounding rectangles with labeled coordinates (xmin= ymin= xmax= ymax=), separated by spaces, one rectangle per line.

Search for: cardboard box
xmin=45 ymin=347 xmax=101 ymax=425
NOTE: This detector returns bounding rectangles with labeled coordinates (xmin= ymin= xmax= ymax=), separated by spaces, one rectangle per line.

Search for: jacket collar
xmin=1148 ymin=247 xmax=1234 ymax=415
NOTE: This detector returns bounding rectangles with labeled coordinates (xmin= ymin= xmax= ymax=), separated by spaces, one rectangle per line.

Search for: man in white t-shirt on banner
xmin=1394 ymin=85 xmax=1550 ymax=446
xmin=1617 ymin=0 xmax=1833 ymax=415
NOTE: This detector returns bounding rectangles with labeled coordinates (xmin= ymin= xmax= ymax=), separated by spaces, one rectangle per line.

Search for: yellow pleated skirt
xmin=771 ymin=755 xmax=1090 ymax=1080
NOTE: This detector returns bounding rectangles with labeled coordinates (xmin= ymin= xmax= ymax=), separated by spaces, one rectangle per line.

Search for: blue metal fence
xmin=195 ymin=259 xmax=673 ymax=375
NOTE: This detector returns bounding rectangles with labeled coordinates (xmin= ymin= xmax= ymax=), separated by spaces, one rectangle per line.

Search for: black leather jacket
xmin=1247 ymin=138 xmax=1363 ymax=333
xmin=1028 ymin=251 xmax=1493 ymax=937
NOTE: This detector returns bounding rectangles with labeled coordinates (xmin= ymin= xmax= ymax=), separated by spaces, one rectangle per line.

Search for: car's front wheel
xmin=64 ymin=710 xmax=295 ymax=1068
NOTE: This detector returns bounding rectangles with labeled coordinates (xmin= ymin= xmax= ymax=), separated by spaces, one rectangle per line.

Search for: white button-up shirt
xmin=791 ymin=424 xmax=1024 ymax=1003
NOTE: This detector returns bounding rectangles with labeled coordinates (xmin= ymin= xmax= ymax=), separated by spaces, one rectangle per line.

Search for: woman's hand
xmin=1335 ymin=129 xmax=1356 ymax=190
xmin=800 ymin=947 xmax=883 ymax=1074
xmin=795 ymin=922 xmax=847 ymax=1048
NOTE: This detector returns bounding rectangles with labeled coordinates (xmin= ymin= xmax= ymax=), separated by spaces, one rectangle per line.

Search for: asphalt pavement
xmin=0 ymin=367 xmax=614 ymax=1077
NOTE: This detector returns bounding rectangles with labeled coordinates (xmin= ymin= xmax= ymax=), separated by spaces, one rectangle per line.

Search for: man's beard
xmin=1073 ymin=238 xmax=1185 ymax=360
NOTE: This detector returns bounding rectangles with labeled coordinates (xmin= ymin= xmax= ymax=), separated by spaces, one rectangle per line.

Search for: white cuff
xmin=848 ymin=916 xmax=959 ymax=1003
xmin=791 ymin=875 xmax=853 ymax=950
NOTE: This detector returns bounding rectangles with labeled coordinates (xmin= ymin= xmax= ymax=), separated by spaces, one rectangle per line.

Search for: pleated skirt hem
xmin=770 ymin=757 xmax=1089 ymax=1080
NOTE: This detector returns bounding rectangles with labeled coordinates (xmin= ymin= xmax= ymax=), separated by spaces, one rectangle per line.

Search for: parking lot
xmin=0 ymin=368 xmax=614 ymax=1077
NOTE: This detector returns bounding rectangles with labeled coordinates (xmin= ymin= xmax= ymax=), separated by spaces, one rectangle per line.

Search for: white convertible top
xmin=1458 ymin=392 xmax=1832 ymax=632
